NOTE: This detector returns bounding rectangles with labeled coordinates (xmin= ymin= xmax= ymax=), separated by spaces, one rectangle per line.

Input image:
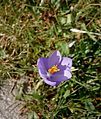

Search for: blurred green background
xmin=0 ymin=0 xmax=101 ymax=118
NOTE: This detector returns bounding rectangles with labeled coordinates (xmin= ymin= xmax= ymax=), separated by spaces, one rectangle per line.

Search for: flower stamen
xmin=48 ymin=65 xmax=60 ymax=74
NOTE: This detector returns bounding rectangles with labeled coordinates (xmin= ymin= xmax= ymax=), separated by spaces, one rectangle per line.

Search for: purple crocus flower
xmin=37 ymin=51 xmax=72 ymax=86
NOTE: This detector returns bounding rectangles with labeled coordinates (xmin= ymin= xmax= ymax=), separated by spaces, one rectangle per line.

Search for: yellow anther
xmin=48 ymin=65 xmax=60 ymax=74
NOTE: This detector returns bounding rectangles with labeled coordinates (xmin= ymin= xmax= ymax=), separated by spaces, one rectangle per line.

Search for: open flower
xmin=37 ymin=51 xmax=72 ymax=86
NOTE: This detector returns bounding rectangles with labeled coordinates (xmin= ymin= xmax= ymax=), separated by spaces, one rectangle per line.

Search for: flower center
xmin=48 ymin=65 xmax=60 ymax=74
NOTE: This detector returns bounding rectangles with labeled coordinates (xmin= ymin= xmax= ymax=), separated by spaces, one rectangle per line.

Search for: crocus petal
xmin=51 ymin=69 xmax=72 ymax=82
xmin=37 ymin=58 xmax=48 ymax=78
xmin=43 ymin=78 xmax=57 ymax=86
xmin=48 ymin=51 xmax=62 ymax=68
xmin=55 ymin=81 xmax=61 ymax=85
xmin=61 ymin=57 xmax=72 ymax=68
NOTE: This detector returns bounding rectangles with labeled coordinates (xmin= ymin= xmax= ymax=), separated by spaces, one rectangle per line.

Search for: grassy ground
xmin=0 ymin=0 xmax=101 ymax=118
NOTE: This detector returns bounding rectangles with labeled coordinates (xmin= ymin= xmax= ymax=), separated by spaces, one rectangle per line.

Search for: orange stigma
xmin=48 ymin=65 xmax=60 ymax=74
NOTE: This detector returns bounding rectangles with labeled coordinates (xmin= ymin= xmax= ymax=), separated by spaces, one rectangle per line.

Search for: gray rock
xmin=0 ymin=79 xmax=27 ymax=119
